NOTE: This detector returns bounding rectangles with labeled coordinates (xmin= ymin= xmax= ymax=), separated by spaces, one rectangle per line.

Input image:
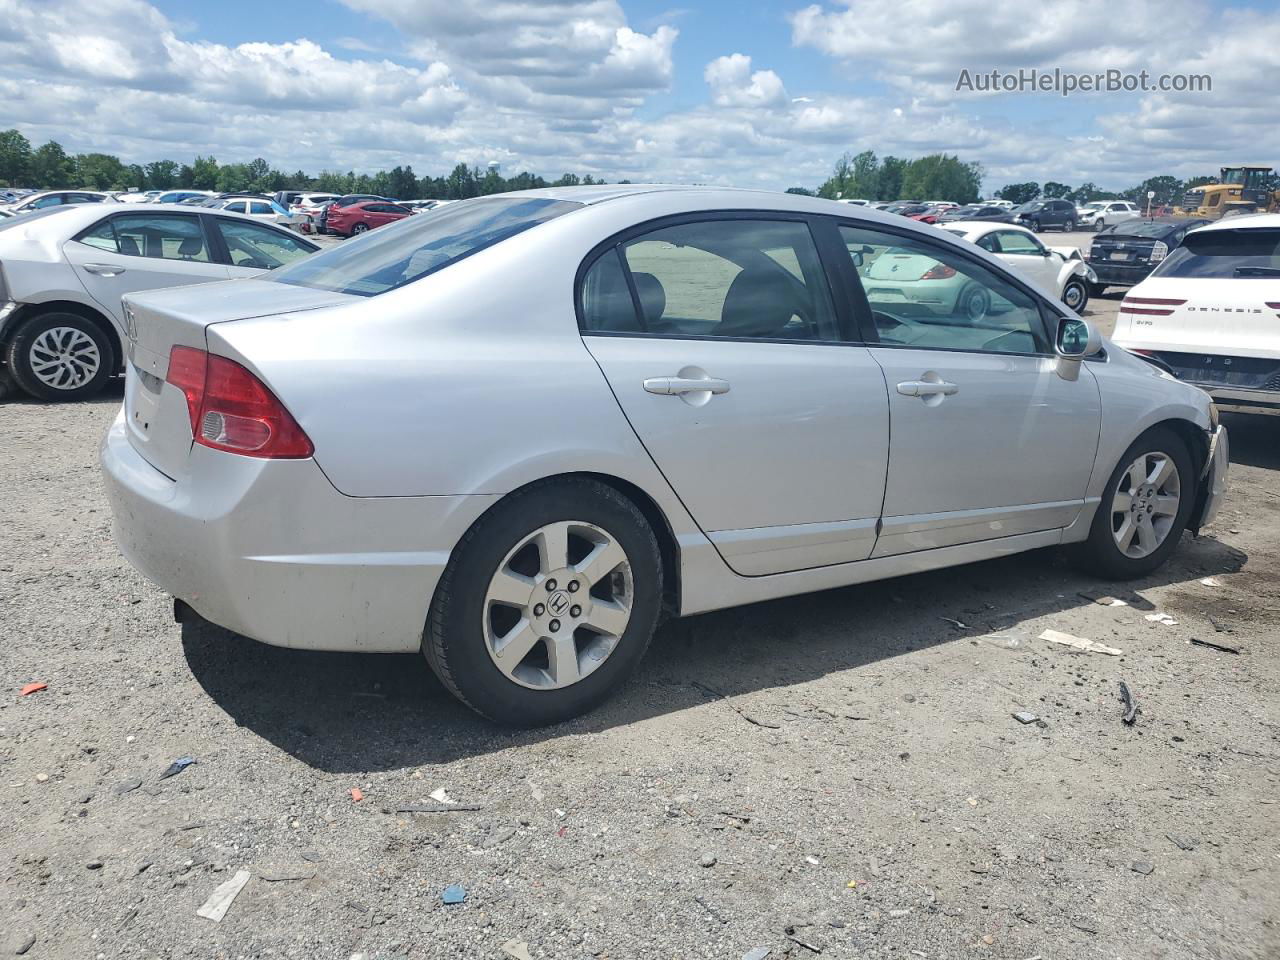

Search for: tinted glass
xmin=81 ymin=214 xmax=212 ymax=262
xmin=248 ymin=201 xmax=273 ymax=215
xmin=272 ymin=196 xmax=578 ymax=296
xmin=994 ymin=230 xmax=1043 ymax=255
xmin=32 ymin=195 xmax=64 ymax=208
xmin=579 ymin=249 xmax=637 ymax=332
xmin=839 ymin=224 xmax=1047 ymax=355
xmin=1152 ymin=229 xmax=1280 ymax=279
xmin=215 ymin=219 xmax=314 ymax=269
xmin=1106 ymin=221 xmax=1177 ymax=239
xmin=598 ymin=219 xmax=838 ymax=341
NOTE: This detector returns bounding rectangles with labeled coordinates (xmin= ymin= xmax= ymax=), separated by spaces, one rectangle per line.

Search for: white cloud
xmin=704 ymin=54 xmax=788 ymax=108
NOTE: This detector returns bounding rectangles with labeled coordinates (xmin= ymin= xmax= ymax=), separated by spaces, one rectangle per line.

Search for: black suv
xmin=1013 ymin=199 xmax=1076 ymax=232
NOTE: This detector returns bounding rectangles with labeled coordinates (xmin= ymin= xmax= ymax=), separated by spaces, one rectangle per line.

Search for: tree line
xmin=993 ymin=175 xmax=1225 ymax=208
xmin=0 ymin=130 xmax=609 ymax=199
xmin=788 ymin=151 xmax=986 ymax=204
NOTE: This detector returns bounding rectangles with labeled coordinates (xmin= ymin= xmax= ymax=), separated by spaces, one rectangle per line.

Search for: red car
xmin=326 ymin=200 xmax=413 ymax=237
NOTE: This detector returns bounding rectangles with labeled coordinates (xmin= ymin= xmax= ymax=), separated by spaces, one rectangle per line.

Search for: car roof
xmin=3 ymin=202 xmax=314 ymax=237
xmin=944 ymin=220 xmax=1030 ymax=234
xmin=1192 ymin=212 xmax=1280 ymax=233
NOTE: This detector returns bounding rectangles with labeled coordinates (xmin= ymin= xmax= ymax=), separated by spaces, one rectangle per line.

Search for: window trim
xmin=823 ymin=214 xmax=1060 ymax=357
xmin=574 ymin=209 xmax=859 ymax=345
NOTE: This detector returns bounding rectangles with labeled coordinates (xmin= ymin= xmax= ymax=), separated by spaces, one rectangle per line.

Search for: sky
xmin=0 ymin=0 xmax=1277 ymax=194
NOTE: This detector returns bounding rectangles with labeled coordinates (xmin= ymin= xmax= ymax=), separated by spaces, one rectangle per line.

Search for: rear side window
xmin=77 ymin=214 xmax=211 ymax=262
xmin=580 ymin=219 xmax=838 ymax=341
xmin=271 ymin=197 xmax=578 ymax=297
xmin=1153 ymin=229 xmax=1280 ymax=280
xmin=248 ymin=201 xmax=273 ymax=215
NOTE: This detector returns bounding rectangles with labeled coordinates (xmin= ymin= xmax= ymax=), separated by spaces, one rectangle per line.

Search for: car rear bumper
xmin=1199 ymin=387 xmax=1280 ymax=416
xmin=1086 ymin=261 xmax=1152 ymax=286
xmin=100 ymin=410 xmax=497 ymax=653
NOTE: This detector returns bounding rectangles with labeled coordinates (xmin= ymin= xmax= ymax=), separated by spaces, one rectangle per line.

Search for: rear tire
xmin=1064 ymin=218 xmax=1076 ymax=232
xmin=6 ymin=312 xmax=115 ymax=402
xmin=424 ymin=478 xmax=663 ymax=727
xmin=350 ymin=222 xmax=369 ymax=235
xmin=1069 ymin=426 xmax=1195 ymax=579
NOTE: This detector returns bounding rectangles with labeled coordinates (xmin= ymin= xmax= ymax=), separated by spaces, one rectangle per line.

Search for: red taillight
xmin=920 ymin=263 xmax=957 ymax=280
xmin=1120 ymin=296 xmax=1186 ymax=317
xmin=165 ymin=346 xmax=313 ymax=459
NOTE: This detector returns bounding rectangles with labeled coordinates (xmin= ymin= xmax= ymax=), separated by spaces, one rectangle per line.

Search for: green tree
xmin=30 ymin=141 xmax=74 ymax=188
xmin=875 ymin=156 xmax=907 ymax=200
xmin=289 ymin=169 xmax=312 ymax=190
xmin=177 ymin=163 xmax=196 ymax=188
xmin=75 ymin=153 xmax=127 ymax=190
xmin=246 ymin=157 xmax=271 ymax=191
xmin=1042 ymin=180 xmax=1072 ymax=198
xmin=190 ymin=155 xmax=219 ymax=190
xmin=479 ymin=168 xmax=505 ymax=195
xmin=899 ymin=154 xmax=982 ymax=203
xmin=215 ymin=162 xmax=251 ymax=193
xmin=817 ymin=152 xmax=853 ymax=199
xmin=144 ymin=160 xmax=179 ymax=190
xmin=551 ymin=172 xmax=581 ymax=188
xmin=445 ymin=163 xmax=479 ymax=198
xmin=785 ymin=186 xmax=814 ymax=196
xmin=126 ymin=164 xmax=146 ymax=190
xmin=386 ymin=165 xmax=417 ymax=200
xmin=1127 ymin=175 xmax=1183 ymax=208
xmin=996 ymin=182 xmax=1040 ymax=204
xmin=0 ymin=129 xmax=33 ymax=186
xmin=504 ymin=171 xmax=546 ymax=192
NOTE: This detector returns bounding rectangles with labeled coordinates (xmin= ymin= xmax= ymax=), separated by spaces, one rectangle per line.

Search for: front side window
xmin=32 ymin=195 xmax=63 ymax=209
xmin=839 ymin=224 xmax=1047 ymax=355
xmin=581 ymin=219 xmax=838 ymax=341
xmin=215 ymin=219 xmax=314 ymax=269
xmin=78 ymin=214 xmax=211 ymax=262
xmin=272 ymin=196 xmax=577 ymax=296
xmin=223 ymin=201 xmax=247 ymax=214
xmin=993 ymin=230 xmax=1044 ymax=255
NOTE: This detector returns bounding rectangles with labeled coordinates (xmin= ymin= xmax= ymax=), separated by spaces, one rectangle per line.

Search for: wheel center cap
xmin=546 ymin=590 xmax=572 ymax=617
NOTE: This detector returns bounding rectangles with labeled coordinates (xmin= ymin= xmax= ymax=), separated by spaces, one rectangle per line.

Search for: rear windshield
xmin=1152 ymin=228 xmax=1280 ymax=280
xmin=1103 ymin=221 xmax=1178 ymax=239
xmin=271 ymin=196 xmax=579 ymax=297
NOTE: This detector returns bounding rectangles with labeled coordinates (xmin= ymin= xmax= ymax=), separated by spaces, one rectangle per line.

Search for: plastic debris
xmin=159 ymin=756 xmax=196 ymax=780
xmin=350 ymin=787 xmax=364 ymax=803
xmin=1119 ymin=681 xmax=1138 ymax=725
xmin=1039 ymin=629 xmax=1122 ymax=656
xmin=1144 ymin=612 xmax=1178 ymax=626
xmin=846 ymin=880 xmax=858 ymax=889
xmin=940 ymin=616 xmax=967 ymax=630
xmin=501 ymin=940 xmax=534 ymax=960
xmin=1198 ymin=577 xmax=1222 ymax=587
xmin=441 ymin=883 xmax=466 ymax=904
xmin=196 ymin=869 xmax=251 ymax=922
xmin=1190 ymin=637 xmax=1240 ymax=655
xmin=20 ymin=682 xmax=47 ymax=696
xmin=743 ymin=949 xmax=771 ymax=960
xmin=1012 ymin=711 xmax=1039 ymax=724
xmin=429 ymin=787 xmax=456 ymax=804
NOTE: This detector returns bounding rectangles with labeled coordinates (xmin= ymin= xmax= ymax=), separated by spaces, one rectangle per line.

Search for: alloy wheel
xmin=1111 ymin=451 xmax=1181 ymax=559
xmin=29 ymin=326 xmax=101 ymax=390
xmin=1063 ymin=281 xmax=1085 ymax=310
xmin=482 ymin=520 xmax=633 ymax=690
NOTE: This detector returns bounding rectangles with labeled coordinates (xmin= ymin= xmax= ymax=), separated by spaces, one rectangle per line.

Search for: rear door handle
xmin=83 ymin=263 xmax=126 ymax=277
xmin=643 ymin=376 xmax=730 ymax=396
xmin=897 ymin=379 xmax=958 ymax=397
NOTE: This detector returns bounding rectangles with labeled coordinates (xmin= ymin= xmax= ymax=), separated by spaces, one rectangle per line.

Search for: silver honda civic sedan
xmin=101 ymin=186 xmax=1229 ymax=726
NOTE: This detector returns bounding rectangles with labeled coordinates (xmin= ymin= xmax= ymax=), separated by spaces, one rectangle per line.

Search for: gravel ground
xmin=2 ymin=389 xmax=1278 ymax=960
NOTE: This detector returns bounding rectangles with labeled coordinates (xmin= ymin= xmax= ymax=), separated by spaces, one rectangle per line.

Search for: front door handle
xmin=83 ymin=263 xmax=126 ymax=277
xmin=643 ymin=376 xmax=730 ymax=396
xmin=897 ymin=379 xmax=958 ymax=397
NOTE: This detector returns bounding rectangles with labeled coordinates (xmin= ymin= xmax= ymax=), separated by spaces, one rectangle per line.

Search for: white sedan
xmin=0 ymin=203 xmax=318 ymax=400
xmin=943 ymin=221 xmax=1095 ymax=312
xmin=101 ymin=186 xmax=1228 ymax=726
xmin=1079 ymin=200 xmax=1142 ymax=231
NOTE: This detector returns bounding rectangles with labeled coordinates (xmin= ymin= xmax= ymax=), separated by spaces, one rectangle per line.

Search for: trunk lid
xmin=1113 ymin=277 xmax=1280 ymax=358
xmin=122 ymin=278 xmax=353 ymax=479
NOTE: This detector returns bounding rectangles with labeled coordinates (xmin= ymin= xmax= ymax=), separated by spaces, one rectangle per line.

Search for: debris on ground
xmin=429 ymin=787 xmax=457 ymax=804
xmin=692 ymin=680 xmax=781 ymax=728
xmin=1119 ymin=682 xmax=1139 ymax=725
xmin=1167 ymin=834 xmax=1196 ymax=851
xmin=1079 ymin=591 xmax=1128 ymax=607
xmin=1144 ymin=612 xmax=1178 ymax=626
xmin=19 ymin=682 xmax=48 ymax=696
xmin=6 ymin=933 xmax=36 ymax=956
xmin=784 ymin=924 xmax=824 ymax=953
xmin=742 ymin=949 xmax=771 ymax=960
xmin=196 ymin=869 xmax=251 ymax=922
xmin=394 ymin=803 xmax=481 ymax=814
xmin=940 ymin=616 xmax=967 ymax=630
xmin=158 ymin=756 xmax=196 ymax=780
xmin=350 ymin=787 xmax=364 ymax=803
xmin=1131 ymin=861 xmax=1155 ymax=875
xmin=1190 ymin=637 xmax=1241 ymax=655
xmin=699 ymin=853 xmax=717 ymax=868
xmin=1012 ymin=711 xmax=1039 ymax=724
xmin=113 ymin=777 xmax=142 ymax=796
xmin=1199 ymin=577 xmax=1223 ymax=587
xmin=501 ymin=939 xmax=534 ymax=960
xmin=1039 ymin=629 xmax=1122 ymax=656
xmin=441 ymin=884 xmax=467 ymax=905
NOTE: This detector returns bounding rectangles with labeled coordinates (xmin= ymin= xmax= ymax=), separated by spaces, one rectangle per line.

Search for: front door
xmin=63 ymin=212 xmax=230 ymax=326
xmin=989 ymin=229 xmax=1061 ymax=292
xmin=580 ymin=216 xmax=890 ymax=576
xmin=833 ymin=220 xmax=1101 ymax=556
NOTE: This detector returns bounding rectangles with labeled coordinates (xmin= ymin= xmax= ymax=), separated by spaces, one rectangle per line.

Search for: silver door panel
xmin=708 ymin=517 xmax=879 ymax=575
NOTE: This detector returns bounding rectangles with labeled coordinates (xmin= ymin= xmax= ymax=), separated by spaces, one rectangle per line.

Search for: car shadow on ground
xmin=1221 ymin=412 xmax=1280 ymax=469
xmin=181 ymin=525 xmax=1249 ymax=774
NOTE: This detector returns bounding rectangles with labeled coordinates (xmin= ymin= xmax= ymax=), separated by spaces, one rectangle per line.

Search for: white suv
xmin=1080 ymin=201 xmax=1141 ymax=231
xmin=1110 ymin=214 xmax=1280 ymax=416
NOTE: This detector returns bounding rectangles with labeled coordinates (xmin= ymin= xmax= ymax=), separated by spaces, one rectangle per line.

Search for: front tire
xmin=1064 ymin=218 xmax=1076 ymax=232
xmin=350 ymin=222 xmax=369 ymax=235
xmin=6 ymin=312 xmax=115 ymax=402
xmin=1029 ymin=219 xmax=1041 ymax=233
xmin=1062 ymin=278 xmax=1089 ymax=312
xmin=1069 ymin=427 xmax=1195 ymax=579
xmin=425 ymin=478 xmax=663 ymax=726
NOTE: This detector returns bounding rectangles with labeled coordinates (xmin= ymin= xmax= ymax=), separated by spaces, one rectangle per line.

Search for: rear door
xmin=581 ymin=214 xmax=890 ymax=576
xmin=63 ymin=211 xmax=230 ymax=325
xmin=830 ymin=219 xmax=1101 ymax=556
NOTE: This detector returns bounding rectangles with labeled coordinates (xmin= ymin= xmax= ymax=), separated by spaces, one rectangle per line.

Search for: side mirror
xmin=1054 ymin=316 xmax=1102 ymax=381
xmin=850 ymin=252 xmax=865 ymax=268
